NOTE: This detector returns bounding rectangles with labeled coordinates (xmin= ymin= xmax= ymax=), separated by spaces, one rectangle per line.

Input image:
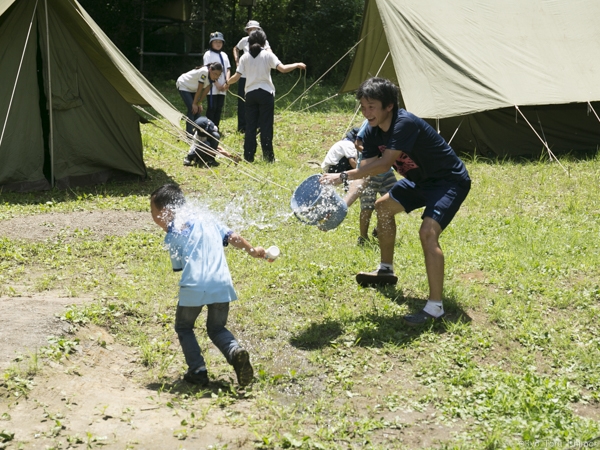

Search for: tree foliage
xmin=77 ymin=0 xmax=365 ymax=84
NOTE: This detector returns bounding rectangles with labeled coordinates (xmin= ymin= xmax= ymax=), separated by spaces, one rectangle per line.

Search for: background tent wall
xmin=0 ymin=0 xmax=184 ymax=192
xmin=39 ymin=0 xmax=147 ymax=189
xmin=341 ymin=0 xmax=600 ymax=157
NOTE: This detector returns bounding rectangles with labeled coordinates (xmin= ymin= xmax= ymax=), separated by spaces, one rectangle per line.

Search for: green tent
xmin=0 ymin=0 xmax=183 ymax=192
xmin=341 ymin=0 xmax=600 ymax=157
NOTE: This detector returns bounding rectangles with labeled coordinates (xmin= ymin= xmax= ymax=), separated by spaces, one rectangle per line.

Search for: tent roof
xmin=341 ymin=0 xmax=600 ymax=119
xmin=0 ymin=0 xmax=183 ymax=127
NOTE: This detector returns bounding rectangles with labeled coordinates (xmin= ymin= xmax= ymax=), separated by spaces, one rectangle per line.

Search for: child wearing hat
xmin=233 ymin=21 xmax=271 ymax=133
xmin=203 ymin=32 xmax=230 ymax=128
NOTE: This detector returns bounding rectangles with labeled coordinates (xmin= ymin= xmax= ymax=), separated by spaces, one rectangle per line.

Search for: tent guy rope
xmin=514 ymin=106 xmax=568 ymax=174
xmin=133 ymin=105 xmax=292 ymax=193
xmin=0 ymin=0 xmax=38 ymax=149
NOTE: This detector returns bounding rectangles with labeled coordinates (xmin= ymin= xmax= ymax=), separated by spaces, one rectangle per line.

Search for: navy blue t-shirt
xmin=361 ymin=108 xmax=470 ymax=186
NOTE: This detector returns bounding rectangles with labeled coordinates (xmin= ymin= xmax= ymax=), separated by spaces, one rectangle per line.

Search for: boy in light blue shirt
xmin=150 ymin=183 xmax=266 ymax=387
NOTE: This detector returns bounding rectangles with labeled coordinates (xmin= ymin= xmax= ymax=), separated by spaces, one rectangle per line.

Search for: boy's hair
xmin=356 ymin=77 xmax=399 ymax=110
xmin=248 ymin=30 xmax=267 ymax=58
xmin=150 ymin=184 xmax=185 ymax=210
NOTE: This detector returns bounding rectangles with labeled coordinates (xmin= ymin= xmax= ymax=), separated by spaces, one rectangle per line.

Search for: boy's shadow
xmin=289 ymin=286 xmax=472 ymax=350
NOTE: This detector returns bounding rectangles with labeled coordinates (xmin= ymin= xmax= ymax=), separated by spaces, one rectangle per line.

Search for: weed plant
xmin=0 ymin=78 xmax=599 ymax=449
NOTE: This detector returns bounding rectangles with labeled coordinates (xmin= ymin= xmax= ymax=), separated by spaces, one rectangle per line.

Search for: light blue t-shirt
xmin=165 ymin=217 xmax=237 ymax=307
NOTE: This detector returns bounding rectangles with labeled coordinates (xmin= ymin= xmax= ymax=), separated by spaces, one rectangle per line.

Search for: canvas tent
xmin=341 ymin=0 xmax=600 ymax=157
xmin=0 ymin=0 xmax=184 ymax=192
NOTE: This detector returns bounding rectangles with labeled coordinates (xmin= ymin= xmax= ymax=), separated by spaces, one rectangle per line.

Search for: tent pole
xmin=44 ymin=0 xmax=54 ymax=187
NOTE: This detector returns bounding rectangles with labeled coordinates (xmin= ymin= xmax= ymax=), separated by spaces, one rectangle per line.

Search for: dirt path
xmin=0 ymin=211 xmax=255 ymax=449
xmin=3 ymin=324 xmax=253 ymax=449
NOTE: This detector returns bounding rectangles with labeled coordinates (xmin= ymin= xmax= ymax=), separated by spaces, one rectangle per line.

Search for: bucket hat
xmin=209 ymin=31 xmax=225 ymax=44
xmin=244 ymin=20 xmax=261 ymax=31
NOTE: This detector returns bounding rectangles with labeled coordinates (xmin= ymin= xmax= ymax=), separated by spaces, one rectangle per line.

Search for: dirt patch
xmin=2 ymin=325 xmax=253 ymax=449
xmin=0 ymin=210 xmax=154 ymax=242
xmin=0 ymin=211 xmax=155 ymax=370
xmin=0 ymin=293 xmax=87 ymax=372
xmin=0 ymin=209 xmax=257 ymax=448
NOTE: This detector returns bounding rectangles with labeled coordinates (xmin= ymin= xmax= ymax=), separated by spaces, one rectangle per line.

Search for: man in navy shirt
xmin=321 ymin=77 xmax=471 ymax=326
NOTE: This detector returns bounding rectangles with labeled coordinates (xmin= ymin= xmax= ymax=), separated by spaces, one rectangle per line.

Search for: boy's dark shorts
xmin=389 ymin=178 xmax=471 ymax=230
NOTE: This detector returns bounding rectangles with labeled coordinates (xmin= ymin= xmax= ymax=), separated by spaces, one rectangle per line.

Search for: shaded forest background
xmin=78 ymin=0 xmax=365 ymax=86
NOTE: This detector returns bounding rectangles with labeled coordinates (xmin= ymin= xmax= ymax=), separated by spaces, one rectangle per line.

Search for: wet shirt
xmin=165 ymin=218 xmax=237 ymax=306
xmin=361 ymin=108 xmax=470 ymax=186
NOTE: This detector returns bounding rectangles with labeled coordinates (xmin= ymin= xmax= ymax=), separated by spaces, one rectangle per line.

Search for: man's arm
xmin=321 ymin=149 xmax=400 ymax=185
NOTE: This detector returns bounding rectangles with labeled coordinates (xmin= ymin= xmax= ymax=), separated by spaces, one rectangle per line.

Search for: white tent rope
xmin=0 ymin=0 xmax=39 ymax=149
xmin=447 ymin=118 xmax=464 ymax=145
xmin=587 ymin=101 xmax=600 ymax=123
xmin=514 ymin=106 xmax=568 ymax=174
xmin=282 ymin=35 xmax=369 ymax=114
xmin=133 ymin=105 xmax=292 ymax=192
xmin=295 ymin=93 xmax=339 ymax=113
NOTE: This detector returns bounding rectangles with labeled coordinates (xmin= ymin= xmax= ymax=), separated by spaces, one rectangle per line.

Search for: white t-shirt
xmin=235 ymin=36 xmax=271 ymax=54
xmin=203 ymin=50 xmax=231 ymax=96
xmin=176 ymin=67 xmax=211 ymax=93
xmin=236 ymin=50 xmax=281 ymax=95
xmin=321 ymin=140 xmax=357 ymax=171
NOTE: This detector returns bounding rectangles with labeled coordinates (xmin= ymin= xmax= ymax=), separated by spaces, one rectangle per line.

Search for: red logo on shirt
xmin=379 ymin=146 xmax=419 ymax=176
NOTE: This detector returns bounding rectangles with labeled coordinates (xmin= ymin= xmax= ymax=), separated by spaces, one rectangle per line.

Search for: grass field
xmin=1 ymin=75 xmax=599 ymax=449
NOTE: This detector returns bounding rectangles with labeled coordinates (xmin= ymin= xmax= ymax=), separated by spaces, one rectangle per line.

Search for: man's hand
xmin=320 ymin=173 xmax=343 ymax=186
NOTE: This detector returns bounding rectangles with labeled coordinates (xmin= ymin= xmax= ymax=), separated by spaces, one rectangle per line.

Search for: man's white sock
xmin=379 ymin=263 xmax=393 ymax=272
xmin=193 ymin=365 xmax=207 ymax=374
xmin=423 ymin=300 xmax=444 ymax=317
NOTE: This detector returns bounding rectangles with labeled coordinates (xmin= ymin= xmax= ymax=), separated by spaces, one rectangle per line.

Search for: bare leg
xmin=374 ymin=193 xmax=405 ymax=265
xmin=359 ymin=209 xmax=373 ymax=239
xmin=343 ymin=179 xmax=366 ymax=207
xmin=419 ymin=217 xmax=444 ymax=300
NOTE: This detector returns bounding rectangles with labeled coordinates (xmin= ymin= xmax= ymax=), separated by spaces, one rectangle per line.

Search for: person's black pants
xmin=206 ymin=94 xmax=225 ymax=128
xmin=244 ymin=89 xmax=275 ymax=163
xmin=179 ymin=89 xmax=199 ymax=136
xmin=237 ymin=77 xmax=247 ymax=133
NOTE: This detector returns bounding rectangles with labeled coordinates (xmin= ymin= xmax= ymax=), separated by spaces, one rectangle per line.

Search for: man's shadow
xmin=289 ymin=285 xmax=472 ymax=350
